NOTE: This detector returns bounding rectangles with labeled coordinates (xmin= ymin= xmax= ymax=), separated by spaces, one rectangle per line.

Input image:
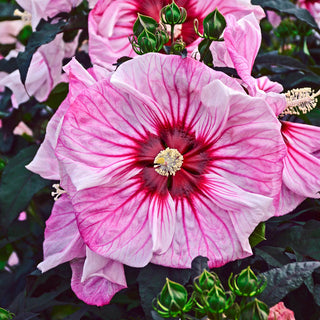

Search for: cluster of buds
xmin=129 ymin=14 xmax=169 ymax=55
xmin=193 ymin=269 xmax=235 ymax=316
xmin=153 ymin=266 xmax=270 ymax=320
xmin=152 ymin=278 xmax=193 ymax=318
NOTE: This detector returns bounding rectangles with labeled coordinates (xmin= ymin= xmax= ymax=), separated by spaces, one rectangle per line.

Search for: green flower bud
xmin=0 ymin=308 xmax=14 ymax=320
xmin=133 ymin=13 xmax=158 ymax=37
xmin=153 ymin=278 xmax=193 ymax=318
xmin=137 ymin=30 xmax=158 ymax=53
xmin=161 ymin=1 xmax=187 ymax=25
xmin=206 ymin=284 xmax=229 ymax=313
xmin=194 ymin=8 xmax=226 ymax=40
xmin=239 ymin=299 xmax=269 ymax=320
xmin=229 ymin=267 xmax=267 ymax=297
xmin=194 ymin=269 xmax=220 ymax=294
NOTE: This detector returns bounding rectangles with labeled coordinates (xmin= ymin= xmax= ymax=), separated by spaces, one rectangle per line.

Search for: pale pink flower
xmin=0 ymin=20 xmax=25 ymax=44
xmin=28 ymin=53 xmax=286 ymax=275
xmin=0 ymin=34 xmax=75 ymax=108
xmin=88 ymin=0 xmax=265 ymax=70
xmin=27 ymin=59 xmax=126 ymax=306
xmin=15 ymin=0 xmax=82 ymax=29
xmin=268 ymin=302 xmax=295 ymax=320
xmin=13 ymin=121 xmax=33 ymax=136
xmin=218 ymin=12 xmax=320 ymax=215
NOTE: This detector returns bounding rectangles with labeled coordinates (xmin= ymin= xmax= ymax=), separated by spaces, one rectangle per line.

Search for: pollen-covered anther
xmin=14 ymin=9 xmax=32 ymax=25
xmin=51 ymin=184 xmax=67 ymax=201
xmin=154 ymin=147 xmax=183 ymax=176
xmin=280 ymin=88 xmax=320 ymax=117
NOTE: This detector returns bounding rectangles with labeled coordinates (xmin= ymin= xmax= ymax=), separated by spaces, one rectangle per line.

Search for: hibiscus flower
xmin=88 ymin=0 xmax=265 ymax=70
xmin=29 ymin=53 xmax=285 ymax=279
xmin=215 ymin=13 xmax=320 ymax=215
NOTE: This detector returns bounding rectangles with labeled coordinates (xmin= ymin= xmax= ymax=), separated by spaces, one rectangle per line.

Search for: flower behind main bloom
xmin=88 ymin=0 xmax=265 ymax=70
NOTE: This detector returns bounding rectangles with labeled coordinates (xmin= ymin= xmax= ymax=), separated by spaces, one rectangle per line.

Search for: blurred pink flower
xmin=15 ymin=0 xmax=82 ymax=29
xmin=0 ymin=20 xmax=25 ymax=44
xmin=13 ymin=122 xmax=33 ymax=136
xmin=298 ymin=0 xmax=320 ymax=27
xmin=88 ymin=0 xmax=265 ymax=70
xmin=216 ymin=12 xmax=320 ymax=215
xmin=29 ymin=53 xmax=285 ymax=281
xmin=268 ymin=302 xmax=295 ymax=320
xmin=0 ymin=33 xmax=78 ymax=108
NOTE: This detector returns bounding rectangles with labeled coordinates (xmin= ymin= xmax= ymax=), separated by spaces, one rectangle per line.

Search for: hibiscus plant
xmin=0 ymin=0 xmax=320 ymax=320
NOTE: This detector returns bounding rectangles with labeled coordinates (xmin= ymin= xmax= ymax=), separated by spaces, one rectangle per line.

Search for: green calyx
xmin=194 ymin=8 xmax=226 ymax=41
xmin=160 ymin=1 xmax=187 ymax=26
xmin=239 ymin=299 xmax=269 ymax=320
xmin=153 ymin=278 xmax=193 ymax=318
xmin=228 ymin=266 xmax=267 ymax=297
xmin=130 ymin=14 xmax=169 ymax=54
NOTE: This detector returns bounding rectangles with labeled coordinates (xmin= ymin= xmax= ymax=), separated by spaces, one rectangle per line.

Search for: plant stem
xmin=171 ymin=23 xmax=175 ymax=45
xmin=199 ymin=39 xmax=213 ymax=62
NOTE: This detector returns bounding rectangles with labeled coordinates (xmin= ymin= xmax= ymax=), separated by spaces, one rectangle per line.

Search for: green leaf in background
xmin=17 ymin=19 xmax=67 ymax=85
xmin=0 ymin=2 xmax=20 ymax=22
xmin=252 ymin=0 xmax=319 ymax=31
xmin=259 ymin=261 xmax=320 ymax=306
xmin=44 ymin=82 xmax=69 ymax=110
xmin=0 ymin=145 xmax=51 ymax=229
xmin=249 ymin=222 xmax=266 ymax=248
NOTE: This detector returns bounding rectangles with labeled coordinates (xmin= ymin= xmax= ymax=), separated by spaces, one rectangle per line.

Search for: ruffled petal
xmin=152 ymin=174 xmax=273 ymax=268
xmin=70 ymin=256 xmax=126 ymax=306
xmin=224 ymin=13 xmax=261 ymax=95
xmin=278 ymin=184 xmax=305 ymax=216
xmin=37 ymin=195 xmax=85 ymax=273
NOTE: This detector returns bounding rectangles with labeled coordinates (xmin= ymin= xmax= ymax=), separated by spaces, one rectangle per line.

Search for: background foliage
xmin=0 ymin=0 xmax=320 ymax=319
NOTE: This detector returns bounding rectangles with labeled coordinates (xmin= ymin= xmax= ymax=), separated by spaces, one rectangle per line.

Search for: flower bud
xmin=194 ymin=8 xmax=226 ymax=40
xmin=161 ymin=1 xmax=187 ymax=25
xmin=229 ymin=266 xmax=267 ymax=297
xmin=0 ymin=308 xmax=14 ymax=320
xmin=153 ymin=278 xmax=193 ymax=318
xmin=133 ymin=13 xmax=158 ymax=37
xmin=239 ymin=299 xmax=269 ymax=320
xmin=194 ymin=269 xmax=220 ymax=294
xmin=206 ymin=284 xmax=234 ymax=314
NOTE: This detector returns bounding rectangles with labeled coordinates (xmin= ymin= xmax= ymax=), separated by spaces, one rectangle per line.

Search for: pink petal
xmin=283 ymin=142 xmax=320 ymax=198
xmin=111 ymin=53 xmax=242 ymax=143
xmin=207 ymin=81 xmax=286 ymax=202
xmin=152 ymin=174 xmax=273 ymax=268
xmin=224 ymin=13 xmax=261 ymax=95
xmin=37 ymin=195 xmax=85 ymax=273
xmin=27 ymin=59 xmax=100 ymax=179
xmin=70 ymin=256 xmax=126 ymax=306
xmin=277 ymin=184 xmax=305 ymax=216
xmin=282 ymin=120 xmax=320 ymax=154
xmin=71 ymin=180 xmax=154 ymax=267
xmin=56 ymin=73 xmax=168 ymax=191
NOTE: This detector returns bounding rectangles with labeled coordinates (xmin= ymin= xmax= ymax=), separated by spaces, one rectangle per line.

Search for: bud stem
xmin=199 ymin=39 xmax=213 ymax=62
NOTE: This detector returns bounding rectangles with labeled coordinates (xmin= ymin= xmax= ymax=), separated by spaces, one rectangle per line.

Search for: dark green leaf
xmin=252 ymin=0 xmax=319 ymax=30
xmin=0 ymin=58 xmax=18 ymax=74
xmin=17 ymin=19 xmax=67 ymax=85
xmin=249 ymin=222 xmax=266 ymax=248
xmin=0 ymin=145 xmax=51 ymax=228
xmin=191 ymin=256 xmax=209 ymax=279
xmin=259 ymin=261 xmax=320 ymax=305
xmin=44 ymin=82 xmax=69 ymax=110
xmin=0 ymin=3 xmax=20 ymax=22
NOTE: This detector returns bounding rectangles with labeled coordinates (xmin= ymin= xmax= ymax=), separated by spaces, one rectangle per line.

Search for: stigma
xmin=154 ymin=147 xmax=183 ymax=176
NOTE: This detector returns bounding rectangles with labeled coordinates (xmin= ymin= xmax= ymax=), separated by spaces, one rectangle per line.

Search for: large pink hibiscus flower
xmin=88 ymin=0 xmax=265 ymax=70
xmin=35 ymin=53 xmax=285 ymax=271
xmin=217 ymin=13 xmax=320 ymax=215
